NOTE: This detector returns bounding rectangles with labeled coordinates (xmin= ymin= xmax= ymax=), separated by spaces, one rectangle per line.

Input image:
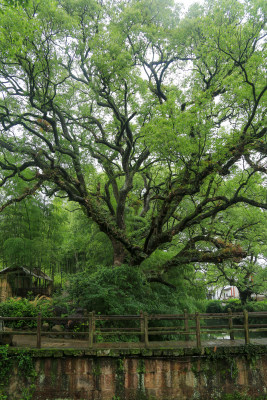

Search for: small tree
xmin=187 ymin=205 xmax=267 ymax=304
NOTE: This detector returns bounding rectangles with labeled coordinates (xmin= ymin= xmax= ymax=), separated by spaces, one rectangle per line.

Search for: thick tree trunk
xmin=111 ymin=238 xmax=126 ymax=266
xmin=239 ymin=288 xmax=253 ymax=305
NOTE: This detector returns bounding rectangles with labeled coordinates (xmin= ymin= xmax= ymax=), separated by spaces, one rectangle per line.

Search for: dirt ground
xmin=9 ymin=334 xmax=267 ymax=350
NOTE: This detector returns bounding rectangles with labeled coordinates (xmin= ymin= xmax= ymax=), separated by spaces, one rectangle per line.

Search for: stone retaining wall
xmin=5 ymin=346 xmax=267 ymax=399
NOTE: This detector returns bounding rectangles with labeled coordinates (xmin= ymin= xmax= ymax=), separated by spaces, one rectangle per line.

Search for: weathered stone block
xmin=2 ymin=348 xmax=267 ymax=399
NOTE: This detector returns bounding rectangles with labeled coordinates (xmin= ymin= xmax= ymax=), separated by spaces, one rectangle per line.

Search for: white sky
xmin=179 ymin=0 xmax=204 ymax=10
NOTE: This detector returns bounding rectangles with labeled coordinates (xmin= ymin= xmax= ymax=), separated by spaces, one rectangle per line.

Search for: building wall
xmin=208 ymin=286 xmax=239 ymax=300
xmin=0 ymin=274 xmax=12 ymax=302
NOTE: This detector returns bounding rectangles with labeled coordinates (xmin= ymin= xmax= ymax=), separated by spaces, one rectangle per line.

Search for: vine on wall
xmin=0 ymin=345 xmax=37 ymax=400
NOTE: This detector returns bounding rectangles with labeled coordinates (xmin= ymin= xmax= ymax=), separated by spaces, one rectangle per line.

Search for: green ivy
xmin=0 ymin=346 xmax=12 ymax=390
xmin=0 ymin=346 xmax=37 ymax=400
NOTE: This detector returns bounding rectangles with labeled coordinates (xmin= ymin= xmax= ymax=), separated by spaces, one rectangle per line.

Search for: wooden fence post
xmin=89 ymin=311 xmax=95 ymax=348
xmin=195 ymin=312 xmax=201 ymax=348
xmin=184 ymin=309 xmax=189 ymax=341
xmin=143 ymin=312 xmax=149 ymax=348
xmin=37 ymin=312 xmax=41 ymax=349
xmin=140 ymin=311 xmax=145 ymax=343
xmin=243 ymin=309 xmax=250 ymax=345
xmin=92 ymin=311 xmax=96 ymax=340
xmin=228 ymin=308 xmax=234 ymax=340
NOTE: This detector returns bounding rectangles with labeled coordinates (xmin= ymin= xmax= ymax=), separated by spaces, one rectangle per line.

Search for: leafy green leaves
xmin=66 ymin=264 xmax=203 ymax=315
xmin=0 ymin=0 xmax=266 ymax=271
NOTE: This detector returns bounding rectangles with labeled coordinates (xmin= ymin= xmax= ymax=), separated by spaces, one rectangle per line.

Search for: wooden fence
xmin=0 ymin=310 xmax=267 ymax=349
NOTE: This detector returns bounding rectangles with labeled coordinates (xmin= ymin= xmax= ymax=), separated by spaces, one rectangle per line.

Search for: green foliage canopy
xmin=0 ymin=0 xmax=266 ymax=277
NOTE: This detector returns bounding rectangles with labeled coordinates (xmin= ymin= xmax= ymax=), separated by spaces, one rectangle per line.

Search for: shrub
xmin=244 ymin=300 xmax=267 ymax=312
xmin=221 ymin=299 xmax=267 ymax=313
xmin=0 ymin=297 xmax=53 ymax=329
xmin=205 ymin=300 xmax=224 ymax=314
xmin=63 ymin=264 xmax=204 ymax=341
xmin=66 ymin=264 xmax=203 ymax=316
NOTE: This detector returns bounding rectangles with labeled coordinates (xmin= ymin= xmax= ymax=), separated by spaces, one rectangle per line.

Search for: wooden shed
xmin=0 ymin=266 xmax=53 ymax=302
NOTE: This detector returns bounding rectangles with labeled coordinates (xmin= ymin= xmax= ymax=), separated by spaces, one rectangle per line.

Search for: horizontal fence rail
xmin=0 ymin=310 xmax=267 ymax=349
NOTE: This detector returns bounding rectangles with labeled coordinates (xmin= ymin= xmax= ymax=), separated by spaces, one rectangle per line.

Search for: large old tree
xmin=0 ymin=0 xmax=266 ymax=271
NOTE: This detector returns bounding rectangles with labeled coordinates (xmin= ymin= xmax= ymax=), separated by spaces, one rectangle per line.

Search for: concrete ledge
xmin=6 ymin=343 xmax=267 ymax=358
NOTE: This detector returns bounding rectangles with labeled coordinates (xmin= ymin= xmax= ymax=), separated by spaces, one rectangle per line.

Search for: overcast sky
xmin=179 ymin=0 xmax=204 ymax=10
